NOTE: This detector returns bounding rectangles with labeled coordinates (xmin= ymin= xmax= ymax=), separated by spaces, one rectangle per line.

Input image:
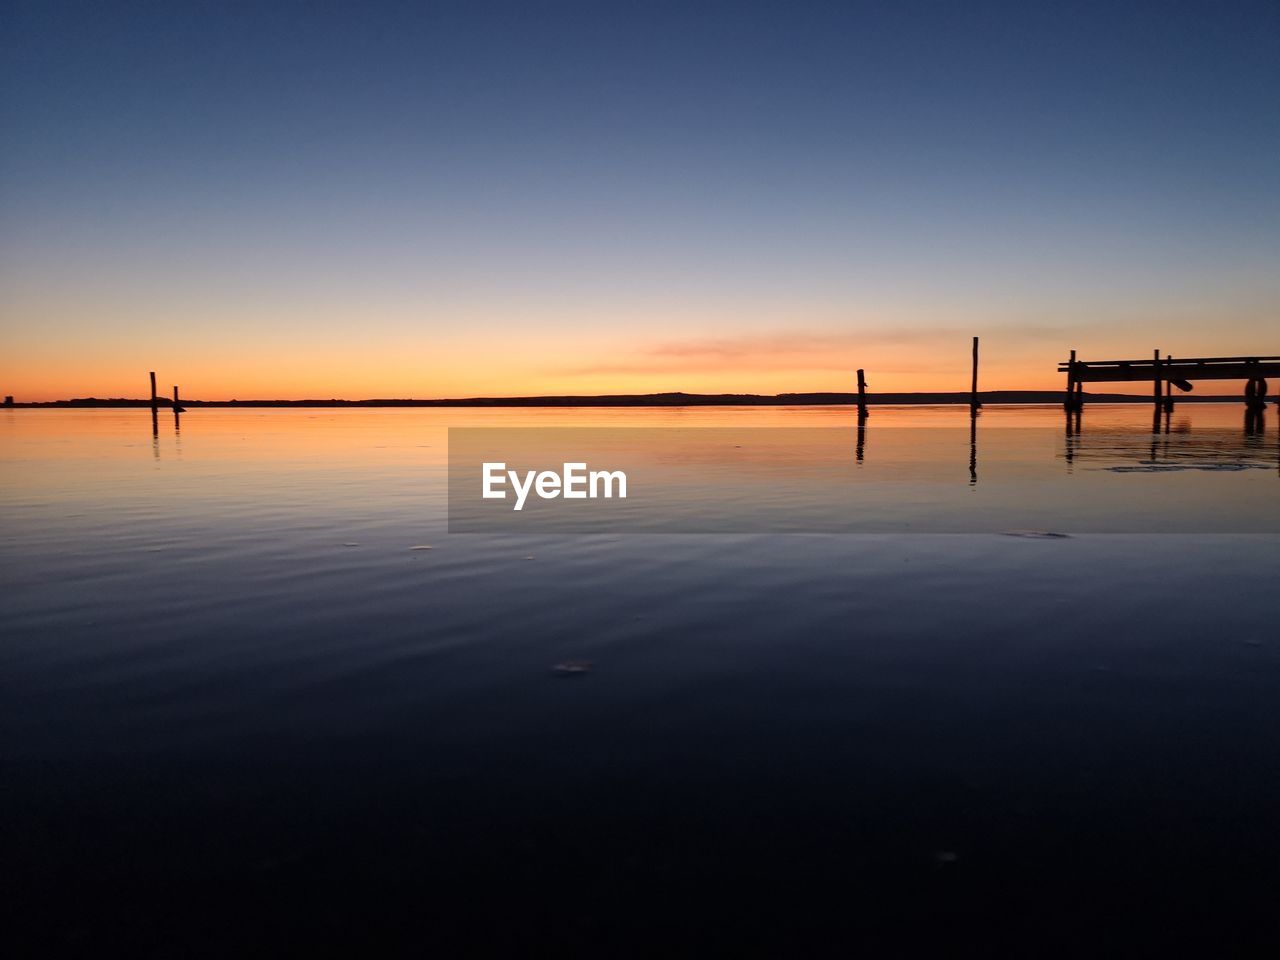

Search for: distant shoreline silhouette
xmin=5 ymin=390 xmax=1264 ymax=408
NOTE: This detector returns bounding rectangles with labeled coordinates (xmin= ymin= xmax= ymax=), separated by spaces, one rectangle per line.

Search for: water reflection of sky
xmin=3 ymin=404 xmax=1279 ymax=952
xmin=3 ymin=405 xmax=1277 ymax=536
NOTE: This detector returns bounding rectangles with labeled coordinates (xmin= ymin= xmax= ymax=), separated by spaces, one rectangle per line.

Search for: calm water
xmin=3 ymin=405 xmax=1279 ymax=953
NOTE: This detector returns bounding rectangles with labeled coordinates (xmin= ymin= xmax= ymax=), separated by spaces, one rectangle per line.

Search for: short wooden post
xmin=149 ymin=371 xmax=157 ymax=409
xmin=856 ymin=369 xmax=868 ymax=418
xmin=1152 ymin=349 xmax=1162 ymax=407
xmin=970 ymin=336 xmax=980 ymax=410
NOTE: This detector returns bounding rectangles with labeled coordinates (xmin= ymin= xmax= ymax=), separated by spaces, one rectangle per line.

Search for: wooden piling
xmin=970 ymin=336 xmax=980 ymax=410
xmin=1152 ymin=349 xmax=1162 ymax=407
xmin=1245 ymin=377 xmax=1268 ymax=412
xmin=856 ymin=369 xmax=868 ymax=418
xmin=149 ymin=371 xmax=157 ymax=409
xmin=1065 ymin=349 xmax=1077 ymax=409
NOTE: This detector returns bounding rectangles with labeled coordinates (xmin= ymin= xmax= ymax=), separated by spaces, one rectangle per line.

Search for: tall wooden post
xmin=149 ymin=371 xmax=157 ymax=409
xmin=970 ymin=337 xmax=980 ymax=410
xmin=1153 ymin=349 xmax=1162 ymax=407
xmin=1164 ymin=355 xmax=1173 ymax=411
xmin=856 ymin=369 xmax=868 ymax=418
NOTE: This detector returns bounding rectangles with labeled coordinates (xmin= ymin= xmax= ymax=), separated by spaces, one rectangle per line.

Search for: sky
xmin=2 ymin=0 xmax=1278 ymax=400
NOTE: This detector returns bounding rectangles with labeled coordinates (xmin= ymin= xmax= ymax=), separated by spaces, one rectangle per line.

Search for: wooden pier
xmin=1060 ymin=352 xmax=1278 ymax=411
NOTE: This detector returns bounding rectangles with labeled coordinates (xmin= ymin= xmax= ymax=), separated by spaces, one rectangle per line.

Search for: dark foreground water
xmin=2 ymin=406 xmax=1279 ymax=955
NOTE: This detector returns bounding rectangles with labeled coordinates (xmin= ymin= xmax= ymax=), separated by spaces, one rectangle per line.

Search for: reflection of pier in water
xmin=1064 ymin=408 xmax=1278 ymax=476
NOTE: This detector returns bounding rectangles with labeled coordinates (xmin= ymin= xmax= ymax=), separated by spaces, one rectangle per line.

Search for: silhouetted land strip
xmin=9 ymin=390 xmax=1262 ymax=408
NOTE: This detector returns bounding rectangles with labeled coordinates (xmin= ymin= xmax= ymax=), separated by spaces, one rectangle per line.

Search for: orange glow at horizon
xmin=6 ymin=346 xmax=1280 ymax=405
xmin=3 ymin=297 xmax=1277 ymax=403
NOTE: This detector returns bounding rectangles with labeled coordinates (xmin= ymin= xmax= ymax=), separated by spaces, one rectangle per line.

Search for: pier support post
xmin=1153 ymin=349 xmax=1162 ymax=409
xmin=1065 ymin=349 xmax=1077 ymax=409
xmin=1245 ymin=378 xmax=1268 ymax=412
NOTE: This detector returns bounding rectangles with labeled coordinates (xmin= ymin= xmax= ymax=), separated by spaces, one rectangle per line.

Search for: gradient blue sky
xmin=2 ymin=0 xmax=1278 ymax=398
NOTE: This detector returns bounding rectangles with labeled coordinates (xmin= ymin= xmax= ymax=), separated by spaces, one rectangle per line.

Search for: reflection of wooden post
xmin=968 ymin=408 xmax=977 ymax=485
xmin=149 ymin=371 xmax=157 ymax=409
xmin=970 ymin=337 xmax=980 ymax=410
xmin=856 ymin=369 xmax=868 ymax=418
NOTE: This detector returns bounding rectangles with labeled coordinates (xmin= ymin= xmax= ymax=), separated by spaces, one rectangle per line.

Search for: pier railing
xmin=1060 ymin=352 xmax=1277 ymax=410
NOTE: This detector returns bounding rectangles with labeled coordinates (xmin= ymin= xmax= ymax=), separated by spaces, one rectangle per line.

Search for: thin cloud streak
xmin=559 ymin=325 xmax=1073 ymax=378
